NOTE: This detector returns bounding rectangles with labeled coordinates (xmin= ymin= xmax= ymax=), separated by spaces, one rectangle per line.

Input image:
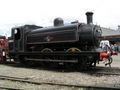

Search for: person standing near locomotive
xmin=114 ymin=44 xmax=118 ymax=52
xmin=103 ymin=44 xmax=112 ymax=56
xmin=2 ymin=49 xmax=6 ymax=61
xmin=0 ymin=49 xmax=3 ymax=62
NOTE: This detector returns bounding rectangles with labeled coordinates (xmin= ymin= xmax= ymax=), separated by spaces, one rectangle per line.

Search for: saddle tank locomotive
xmin=8 ymin=12 xmax=102 ymax=68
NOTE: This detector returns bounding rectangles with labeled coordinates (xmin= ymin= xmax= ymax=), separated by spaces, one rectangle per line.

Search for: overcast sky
xmin=0 ymin=0 xmax=120 ymax=36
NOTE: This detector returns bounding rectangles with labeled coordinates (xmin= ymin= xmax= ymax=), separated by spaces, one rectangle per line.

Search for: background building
xmin=101 ymin=27 xmax=120 ymax=51
xmin=101 ymin=27 xmax=120 ymax=43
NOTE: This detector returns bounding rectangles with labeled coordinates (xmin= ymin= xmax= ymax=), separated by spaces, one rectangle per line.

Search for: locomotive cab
xmin=9 ymin=25 xmax=43 ymax=53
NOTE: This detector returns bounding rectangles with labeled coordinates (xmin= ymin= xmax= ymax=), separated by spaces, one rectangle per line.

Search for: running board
xmin=25 ymin=58 xmax=78 ymax=63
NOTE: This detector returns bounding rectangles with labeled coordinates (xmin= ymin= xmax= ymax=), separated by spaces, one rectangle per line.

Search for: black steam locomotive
xmin=8 ymin=12 xmax=102 ymax=68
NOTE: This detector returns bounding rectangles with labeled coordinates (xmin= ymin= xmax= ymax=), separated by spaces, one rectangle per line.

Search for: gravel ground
xmin=0 ymin=54 xmax=120 ymax=89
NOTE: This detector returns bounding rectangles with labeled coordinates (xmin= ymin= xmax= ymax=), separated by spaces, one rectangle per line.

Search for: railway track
xmin=1 ymin=61 xmax=120 ymax=89
xmin=0 ymin=86 xmax=23 ymax=90
xmin=0 ymin=75 xmax=119 ymax=90
xmin=87 ymin=66 xmax=120 ymax=76
xmin=2 ymin=61 xmax=120 ymax=76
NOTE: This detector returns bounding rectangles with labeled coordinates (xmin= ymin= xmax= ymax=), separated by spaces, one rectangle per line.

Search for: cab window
xmin=14 ymin=28 xmax=21 ymax=40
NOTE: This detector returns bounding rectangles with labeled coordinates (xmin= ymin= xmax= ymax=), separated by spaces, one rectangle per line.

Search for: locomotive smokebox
xmin=54 ymin=18 xmax=64 ymax=26
xmin=86 ymin=12 xmax=93 ymax=24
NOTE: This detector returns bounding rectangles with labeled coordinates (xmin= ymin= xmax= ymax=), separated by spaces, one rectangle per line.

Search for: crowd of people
xmin=110 ymin=44 xmax=119 ymax=52
xmin=100 ymin=40 xmax=119 ymax=52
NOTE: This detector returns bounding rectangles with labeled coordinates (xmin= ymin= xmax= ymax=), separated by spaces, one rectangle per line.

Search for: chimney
xmin=86 ymin=12 xmax=93 ymax=24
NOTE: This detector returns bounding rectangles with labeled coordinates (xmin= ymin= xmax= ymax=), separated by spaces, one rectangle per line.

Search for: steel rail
xmin=0 ymin=75 xmax=119 ymax=90
xmin=0 ymin=86 xmax=23 ymax=90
